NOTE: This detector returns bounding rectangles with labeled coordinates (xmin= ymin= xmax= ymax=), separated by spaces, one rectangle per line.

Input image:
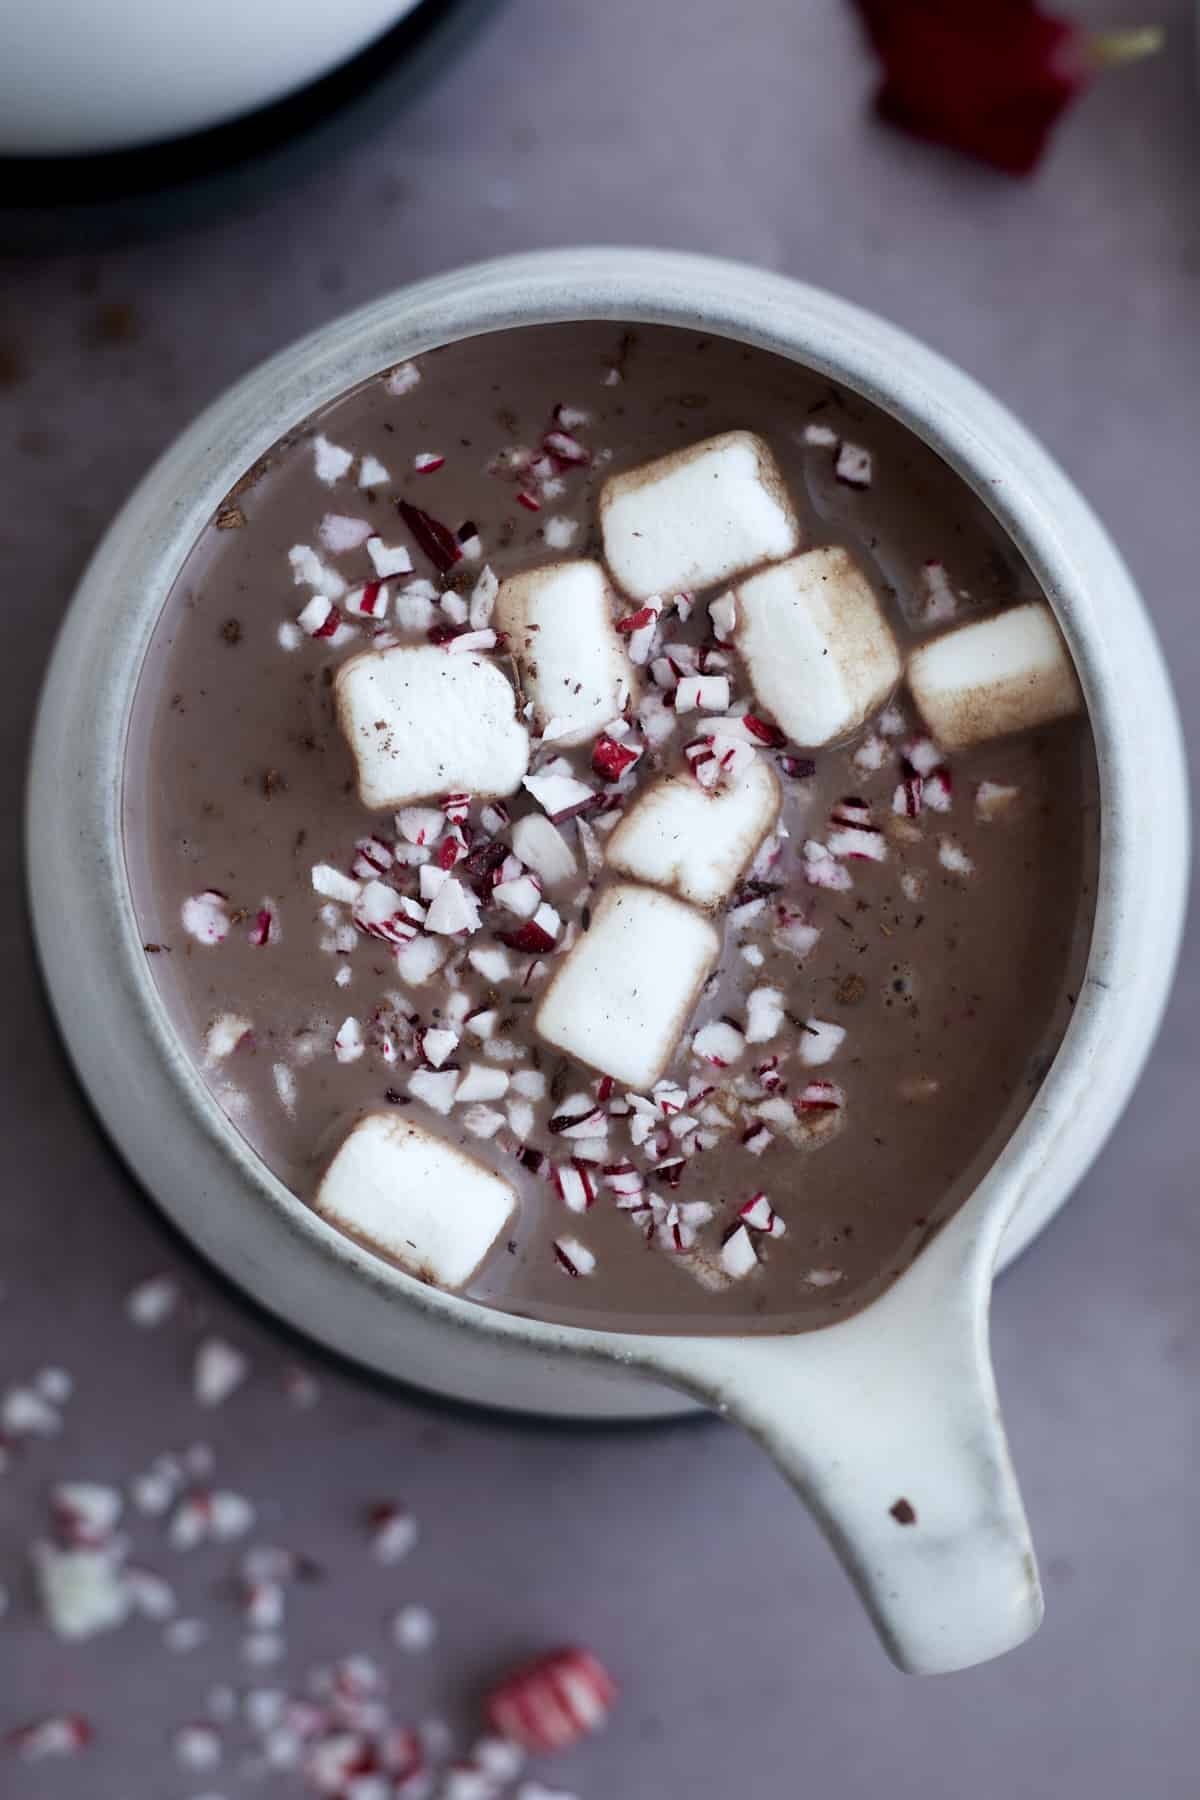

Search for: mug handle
xmin=650 ymin=1211 xmax=1042 ymax=1674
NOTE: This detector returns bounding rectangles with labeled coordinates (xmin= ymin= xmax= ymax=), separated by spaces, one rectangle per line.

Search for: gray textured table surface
xmin=2 ymin=2 xmax=1197 ymax=1795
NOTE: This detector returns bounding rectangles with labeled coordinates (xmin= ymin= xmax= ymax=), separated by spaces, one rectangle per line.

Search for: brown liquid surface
xmin=123 ymin=323 xmax=1098 ymax=1334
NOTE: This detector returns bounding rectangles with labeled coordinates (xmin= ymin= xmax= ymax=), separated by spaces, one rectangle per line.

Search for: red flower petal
xmin=852 ymin=0 xmax=1088 ymax=176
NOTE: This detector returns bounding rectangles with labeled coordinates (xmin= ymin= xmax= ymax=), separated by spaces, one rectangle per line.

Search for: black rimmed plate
xmin=0 ymin=0 xmax=501 ymax=252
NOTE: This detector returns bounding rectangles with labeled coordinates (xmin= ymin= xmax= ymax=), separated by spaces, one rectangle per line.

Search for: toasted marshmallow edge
xmin=315 ymin=1112 xmax=517 ymax=1291
xmin=604 ymin=754 xmax=781 ymax=910
xmin=334 ymin=643 xmax=530 ymax=809
xmin=535 ymin=884 xmax=720 ymax=1090
xmin=599 ymin=430 xmax=802 ymax=601
xmin=734 ymin=547 xmax=901 ymax=747
xmin=906 ymin=602 xmax=1083 ymax=753
xmin=494 ymin=560 xmax=635 ymax=748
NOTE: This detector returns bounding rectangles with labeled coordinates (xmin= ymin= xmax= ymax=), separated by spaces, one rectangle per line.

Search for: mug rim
xmin=26 ymin=247 xmax=1190 ymax=1376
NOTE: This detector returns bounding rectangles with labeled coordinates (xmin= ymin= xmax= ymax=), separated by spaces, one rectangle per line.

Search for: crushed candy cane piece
xmin=182 ymin=890 xmax=231 ymax=945
xmin=313 ymin=435 xmax=353 ymax=483
xmin=369 ymin=1503 xmax=419 ymax=1563
xmin=721 ymin=1225 xmax=758 ymax=1279
xmin=486 ymin=1647 xmax=616 ymax=1753
xmin=6 ymin=1715 xmax=94 ymax=1760
xmin=125 ymin=1273 xmax=179 ymax=1327
xmin=194 ymin=1339 xmax=249 ymax=1408
xmin=392 ymin=1604 xmax=437 ymax=1652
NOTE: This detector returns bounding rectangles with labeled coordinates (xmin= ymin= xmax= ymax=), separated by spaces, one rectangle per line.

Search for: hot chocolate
xmin=123 ymin=322 xmax=1097 ymax=1334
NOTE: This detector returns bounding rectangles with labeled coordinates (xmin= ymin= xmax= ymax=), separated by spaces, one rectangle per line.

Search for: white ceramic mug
xmin=0 ymin=0 xmax=423 ymax=155
xmin=27 ymin=249 xmax=1189 ymax=1675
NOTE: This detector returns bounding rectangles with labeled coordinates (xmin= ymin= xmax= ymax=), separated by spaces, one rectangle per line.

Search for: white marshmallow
xmin=906 ymin=602 xmax=1081 ymax=752
xmin=511 ymin=813 xmax=577 ymax=887
xmin=603 ymin=753 xmax=781 ymax=911
xmin=600 ymin=431 xmax=801 ymax=600
xmin=315 ymin=1113 xmax=515 ymax=1291
xmin=733 ymin=548 xmax=901 ymax=746
xmin=335 ymin=644 xmax=529 ymax=808
xmin=494 ymin=561 xmax=634 ymax=747
xmin=535 ymin=884 xmax=719 ymax=1090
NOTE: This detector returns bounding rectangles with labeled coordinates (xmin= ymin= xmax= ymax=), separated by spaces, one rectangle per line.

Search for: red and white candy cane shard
xmin=893 ymin=771 xmax=923 ymax=818
xmin=368 ymin=1502 xmax=418 ymax=1564
xmin=755 ymin=1055 xmax=784 ymax=1093
xmin=7 ymin=1715 xmax=93 ymax=1759
xmin=742 ymin=712 xmax=786 ymax=747
xmin=248 ymin=906 xmax=275 ymax=946
xmin=354 ymin=835 xmax=394 ymax=875
xmin=796 ymin=1080 xmax=845 ymax=1111
xmin=543 ymin=429 xmax=590 ymax=467
xmin=546 ymin=1097 xmax=605 ymax=1138
xmin=298 ymin=595 xmax=342 ymax=639
xmin=445 ymin=628 xmax=499 ymax=654
xmin=827 ymin=796 xmax=887 ymax=862
xmin=345 ymin=580 xmax=387 ymax=618
xmin=922 ymin=767 xmax=953 ymax=813
xmin=478 ymin=799 xmax=509 ymax=835
xmin=181 ymin=889 xmax=231 ymax=944
xmin=615 ymin=604 xmax=657 ymax=637
xmin=397 ymin=499 xmax=462 ymax=573
xmin=443 ymin=792 xmax=471 ymax=824
xmin=591 ymin=734 xmax=642 ymax=782
xmin=552 ymin=1160 xmax=596 ymax=1213
xmin=381 ymin=1726 xmax=424 ymax=1780
xmin=499 ymin=916 xmax=558 ymax=955
xmin=601 ymin=1161 xmax=644 ymax=1199
xmin=50 ymin=1481 xmax=122 ymax=1546
xmin=486 ymin=1647 xmax=616 ymax=1753
xmin=802 ymin=839 xmax=854 ymax=891
xmin=739 ymin=1192 xmax=786 ymax=1237
xmin=353 ymin=882 xmax=418 ymax=946
xmin=553 ymin=1235 xmax=596 ymax=1278
xmin=902 ymin=734 xmax=942 ymax=777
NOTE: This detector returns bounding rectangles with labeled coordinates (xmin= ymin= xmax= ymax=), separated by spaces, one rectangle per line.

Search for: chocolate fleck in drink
xmin=123 ymin=322 xmax=1098 ymax=1335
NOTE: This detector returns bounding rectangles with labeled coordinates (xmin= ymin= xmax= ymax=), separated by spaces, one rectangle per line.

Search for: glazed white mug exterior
xmin=27 ymin=249 xmax=1189 ymax=1675
xmin=0 ymin=0 xmax=422 ymax=155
